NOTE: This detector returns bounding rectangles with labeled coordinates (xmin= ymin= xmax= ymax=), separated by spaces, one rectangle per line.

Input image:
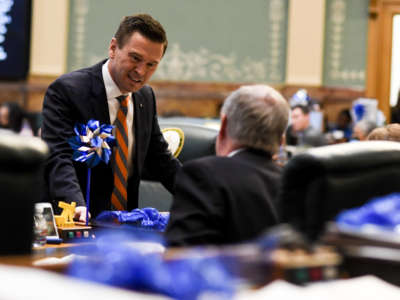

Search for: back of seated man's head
xmin=367 ymin=123 xmax=400 ymax=142
xmin=218 ymin=85 xmax=289 ymax=155
xmin=353 ymin=120 xmax=377 ymax=141
xmin=336 ymin=109 xmax=352 ymax=129
xmin=290 ymin=105 xmax=310 ymax=133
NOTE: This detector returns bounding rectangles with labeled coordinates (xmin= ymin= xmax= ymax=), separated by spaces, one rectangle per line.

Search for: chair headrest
xmin=285 ymin=141 xmax=400 ymax=175
xmin=159 ymin=121 xmax=218 ymax=163
xmin=0 ymin=134 xmax=48 ymax=170
xmin=281 ymin=141 xmax=400 ymax=241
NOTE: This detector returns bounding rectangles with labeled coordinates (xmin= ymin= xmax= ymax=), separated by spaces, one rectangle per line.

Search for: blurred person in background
xmin=286 ymin=105 xmax=326 ymax=147
xmin=0 ymin=102 xmax=33 ymax=136
xmin=327 ymin=109 xmax=353 ymax=141
xmin=391 ymin=89 xmax=400 ymax=123
xmin=352 ymin=120 xmax=377 ymax=141
xmin=367 ymin=123 xmax=400 ymax=142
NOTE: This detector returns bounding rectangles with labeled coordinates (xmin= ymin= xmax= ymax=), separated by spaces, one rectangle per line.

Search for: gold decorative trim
xmin=161 ymin=127 xmax=185 ymax=158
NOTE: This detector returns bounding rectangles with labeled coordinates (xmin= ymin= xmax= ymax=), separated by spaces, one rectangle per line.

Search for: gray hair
xmin=356 ymin=120 xmax=377 ymax=136
xmin=221 ymin=85 xmax=290 ymax=153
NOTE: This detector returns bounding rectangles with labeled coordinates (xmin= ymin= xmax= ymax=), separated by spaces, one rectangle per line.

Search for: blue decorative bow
xmin=68 ymin=119 xmax=115 ymax=168
xmin=289 ymin=89 xmax=310 ymax=107
xmin=353 ymin=103 xmax=365 ymax=122
xmin=95 ymin=208 xmax=170 ymax=231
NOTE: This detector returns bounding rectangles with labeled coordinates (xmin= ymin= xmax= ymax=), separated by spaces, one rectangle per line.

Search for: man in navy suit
xmin=41 ymin=14 xmax=181 ymax=222
xmin=165 ymin=85 xmax=290 ymax=246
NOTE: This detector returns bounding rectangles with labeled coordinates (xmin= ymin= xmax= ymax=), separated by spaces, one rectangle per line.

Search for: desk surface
xmin=2 ymin=242 xmax=400 ymax=300
xmin=0 ymin=243 xmax=86 ymax=272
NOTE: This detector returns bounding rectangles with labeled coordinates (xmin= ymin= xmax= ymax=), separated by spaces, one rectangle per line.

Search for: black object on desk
xmin=46 ymin=237 xmax=63 ymax=244
xmin=0 ymin=134 xmax=48 ymax=255
xmin=57 ymin=226 xmax=95 ymax=243
xmin=323 ymin=223 xmax=400 ymax=286
xmin=280 ymin=141 xmax=400 ymax=241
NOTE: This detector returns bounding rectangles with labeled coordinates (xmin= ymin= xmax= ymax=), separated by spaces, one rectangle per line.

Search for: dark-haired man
xmin=42 ymin=14 xmax=180 ymax=221
xmin=286 ymin=105 xmax=326 ymax=147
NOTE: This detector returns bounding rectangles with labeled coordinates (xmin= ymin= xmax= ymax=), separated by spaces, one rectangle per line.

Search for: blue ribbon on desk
xmin=95 ymin=208 xmax=170 ymax=231
xmin=336 ymin=193 xmax=400 ymax=230
xmin=68 ymin=230 xmax=235 ymax=299
xmin=68 ymin=119 xmax=115 ymax=225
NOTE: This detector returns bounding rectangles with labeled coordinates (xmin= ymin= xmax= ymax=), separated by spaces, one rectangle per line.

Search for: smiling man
xmin=41 ymin=14 xmax=181 ymax=222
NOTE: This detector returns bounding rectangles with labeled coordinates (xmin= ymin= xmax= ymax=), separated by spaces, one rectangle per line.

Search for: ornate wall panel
xmin=323 ymin=0 xmax=369 ymax=88
xmin=67 ymin=0 xmax=289 ymax=84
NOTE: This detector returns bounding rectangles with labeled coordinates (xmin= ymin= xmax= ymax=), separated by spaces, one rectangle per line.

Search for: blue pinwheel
xmin=68 ymin=119 xmax=115 ymax=225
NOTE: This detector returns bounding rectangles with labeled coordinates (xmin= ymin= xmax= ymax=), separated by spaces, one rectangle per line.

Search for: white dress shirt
xmin=228 ymin=148 xmax=246 ymax=157
xmin=102 ymin=60 xmax=135 ymax=174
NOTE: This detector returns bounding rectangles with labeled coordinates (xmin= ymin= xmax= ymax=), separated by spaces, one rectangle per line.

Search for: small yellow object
xmin=55 ymin=201 xmax=76 ymax=228
xmin=161 ymin=127 xmax=184 ymax=158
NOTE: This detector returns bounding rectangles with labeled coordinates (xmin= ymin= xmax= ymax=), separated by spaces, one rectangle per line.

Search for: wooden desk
xmin=0 ymin=243 xmax=87 ymax=272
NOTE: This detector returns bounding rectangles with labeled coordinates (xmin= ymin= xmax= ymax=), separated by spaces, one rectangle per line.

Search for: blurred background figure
xmin=286 ymin=105 xmax=326 ymax=147
xmin=352 ymin=120 xmax=377 ymax=141
xmin=289 ymin=88 xmax=323 ymax=132
xmin=325 ymin=108 xmax=353 ymax=144
xmin=352 ymin=98 xmax=386 ymax=127
xmin=289 ymin=88 xmax=321 ymax=112
xmin=391 ymin=89 xmax=400 ymax=123
xmin=330 ymin=109 xmax=353 ymax=140
xmin=0 ymin=102 xmax=33 ymax=136
xmin=367 ymin=123 xmax=400 ymax=142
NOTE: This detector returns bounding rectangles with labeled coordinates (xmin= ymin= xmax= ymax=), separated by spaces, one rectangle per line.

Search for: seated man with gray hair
xmin=352 ymin=120 xmax=377 ymax=141
xmin=165 ymin=85 xmax=290 ymax=246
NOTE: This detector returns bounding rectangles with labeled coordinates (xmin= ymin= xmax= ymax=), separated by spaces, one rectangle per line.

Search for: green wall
xmin=67 ymin=0 xmax=370 ymax=88
xmin=67 ymin=0 xmax=289 ymax=83
xmin=323 ymin=0 xmax=369 ymax=88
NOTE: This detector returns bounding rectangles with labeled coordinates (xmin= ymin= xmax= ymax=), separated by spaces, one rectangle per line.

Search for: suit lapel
xmin=89 ymin=60 xmax=111 ymax=124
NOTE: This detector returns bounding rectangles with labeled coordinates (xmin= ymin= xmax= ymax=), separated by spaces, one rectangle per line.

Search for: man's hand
xmin=74 ymin=206 xmax=91 ymax=223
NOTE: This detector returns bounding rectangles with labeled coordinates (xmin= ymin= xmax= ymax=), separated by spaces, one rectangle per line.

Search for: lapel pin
xmin=139 ymin=103 xmax=143 ymax=108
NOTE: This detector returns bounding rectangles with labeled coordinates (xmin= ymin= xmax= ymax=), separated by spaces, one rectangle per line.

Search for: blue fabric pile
xmin=336 ymin=193 xmax=400 ymax=230
xmin=68 ymin=231 xmax=235 ymax=300
xmin=95 ymin=207 xmax=169 ymax=231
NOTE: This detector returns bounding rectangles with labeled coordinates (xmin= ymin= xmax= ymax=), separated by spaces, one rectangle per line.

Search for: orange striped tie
xmin=111 ymin=95 xmax=129 ymax=210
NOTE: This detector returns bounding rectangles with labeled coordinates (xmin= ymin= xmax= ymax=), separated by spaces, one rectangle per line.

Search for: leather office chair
xmin=280 ymin=141 xmax=400 ymax=241
xmin=0 ymin=133 xmax=48 ymax=254
xmin=160 ymin=121 xmax=218 ymax=163
xmin=139 ymin=121 xmax=219 ymax=211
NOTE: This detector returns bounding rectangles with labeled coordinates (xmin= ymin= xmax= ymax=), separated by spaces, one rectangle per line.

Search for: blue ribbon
xmin=289 ymin=89 xmax=310 ymax=107
xmin=95 ymin=208 xmax=170 ymax=231
xmin=68 ymin=120 xmax=115 ymax=225
xmin=353 ymin=103 xmax=365 ymax=121
xmin=68 ymin=230 xmax=235 ymax=299
xmin=336 ymin=193 xmax=400 ymax=231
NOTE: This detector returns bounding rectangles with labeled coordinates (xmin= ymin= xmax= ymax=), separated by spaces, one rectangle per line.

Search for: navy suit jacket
xmin=165 ymin=148 xmax=282 ymax=246
xmin=41 ymin=60 xmax=181 ymax=217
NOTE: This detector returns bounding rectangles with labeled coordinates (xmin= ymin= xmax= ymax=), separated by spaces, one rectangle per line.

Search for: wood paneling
xmin=0 ymin=78 xmax=364 ymax=125
xmin=366 ymin=0 xmax=400 ymax=122
xmin=153 ymin=82 xmax=364 ymax=122
xmin=0 ymin=76 xmax=56 ymax=112
xmin=151 ymin=81 xmax=241 ymax=117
